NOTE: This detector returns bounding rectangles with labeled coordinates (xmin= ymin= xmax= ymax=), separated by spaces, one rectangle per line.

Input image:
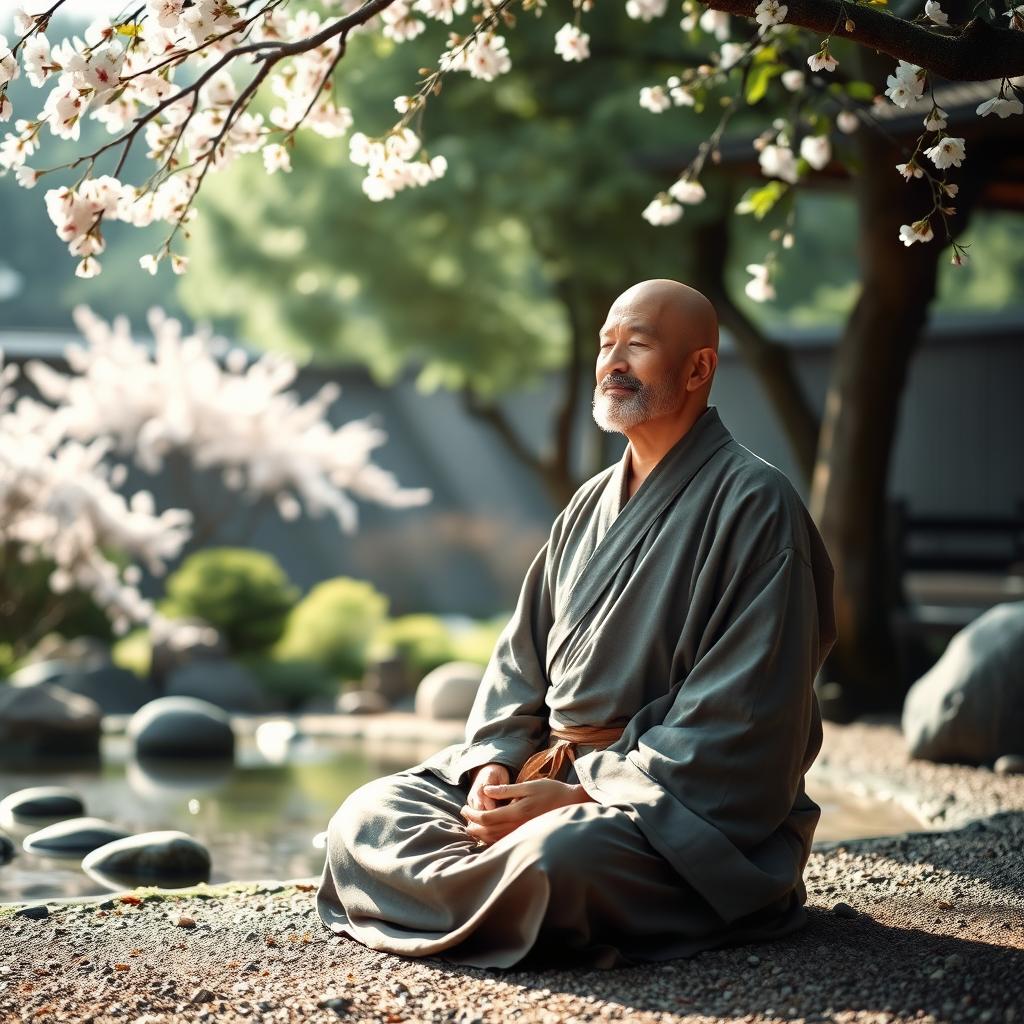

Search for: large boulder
xmin=0 ymin=786 xmax=85 ymax=829
xmin=81 ymin=830 xmax=211 ymax=889
xmin=414 ymin=661 xmax=485 ymax=721
xmin=23 ymin=818 xmax=131 ymax=858
xmin=0 ymin=684 xmax=102 ymax=759
xmin=56 ymin=665 xmax=157 ymax=715
xmin=129 ymin=696 xmax=235 ymax=759
xmin=902 ymin=601 xmax=1024 ymax=764
xmin=9 ymin=660 xmax=82 ymax=688
xmin=165 ymin=659 xmax=272 ymax=713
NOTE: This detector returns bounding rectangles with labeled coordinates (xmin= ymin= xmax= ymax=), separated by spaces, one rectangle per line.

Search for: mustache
xmin=600 ymin=373 xmax=641 ymax=393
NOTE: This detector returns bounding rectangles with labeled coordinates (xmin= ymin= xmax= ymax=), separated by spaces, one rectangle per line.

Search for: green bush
xmin=452 ymin=614 xmax=508 ymax=667
xmin=273 ymin=577 xmax=389 ymax=682
xmin=111 ymin=629 xmax=152 ymax=679
xmin=369 ymin=614 xmax=457 ymax=682
xmin=160 ymin=548 xmax=299 ymax=655
xmin=242 ymin=655 xmax=339 ymax=711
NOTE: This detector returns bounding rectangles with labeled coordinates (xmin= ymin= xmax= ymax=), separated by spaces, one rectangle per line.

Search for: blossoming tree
xmin=2 ymin=0 xmax=1021 ymax=707
xmin=0 ymin=304 xmax=430 ymax=655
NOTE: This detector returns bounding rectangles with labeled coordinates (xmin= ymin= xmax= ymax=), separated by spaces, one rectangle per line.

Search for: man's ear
xmin=685 ymin=348 xmax=717 ymax=391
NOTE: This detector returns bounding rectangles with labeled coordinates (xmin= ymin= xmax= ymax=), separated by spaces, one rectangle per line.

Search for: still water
xmin=0 ymin=733 xmax=923 ymax=903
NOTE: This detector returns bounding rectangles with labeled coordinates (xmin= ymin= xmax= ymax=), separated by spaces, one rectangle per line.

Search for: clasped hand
xmin=460 ymin=764 xmax=585 ymax=846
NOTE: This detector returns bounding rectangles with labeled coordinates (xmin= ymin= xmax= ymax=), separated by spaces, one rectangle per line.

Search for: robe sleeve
xmin=572 ymin=544 xmax=831 ymax=923
xmin=427 ymin=537 xmax=554 ymax=789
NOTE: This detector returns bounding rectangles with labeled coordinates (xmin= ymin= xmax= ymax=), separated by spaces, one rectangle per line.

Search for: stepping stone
xmin=0 ymin=786 xmax=85 ymax=829
xmin=23 ymin=818 xmax=131 ymax=859
xmin=128 ymin=696 xmax=234 ymax=759
xmin=82 ymin=830 xmax=211 ymax=889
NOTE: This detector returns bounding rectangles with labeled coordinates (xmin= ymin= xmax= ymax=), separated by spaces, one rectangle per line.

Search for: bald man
xmin=317 ymin=279 xmax=837 ymax=969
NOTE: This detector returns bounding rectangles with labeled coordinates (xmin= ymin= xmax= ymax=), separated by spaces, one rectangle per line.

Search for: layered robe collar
xmin=545 ymin=405 xmax=734 ymax=676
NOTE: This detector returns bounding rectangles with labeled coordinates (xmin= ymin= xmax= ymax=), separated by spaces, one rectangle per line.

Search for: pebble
xmin=994 ymin=755 xmax=1024 ymax=776
xmin=22 ymin=817 xmax=131 ymax=858
xmin=13 ymin=904 xmax=49 ymax=920
xmin=831 ymin=902 xmax=859 ymax=919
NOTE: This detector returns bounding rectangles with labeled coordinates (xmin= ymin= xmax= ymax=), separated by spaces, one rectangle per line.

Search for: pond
xmin=0 ymin=733 xmax=925 ymax=904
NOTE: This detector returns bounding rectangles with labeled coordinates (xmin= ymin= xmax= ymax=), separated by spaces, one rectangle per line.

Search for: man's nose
xmin=598 ymin=344 xmax=629 ymax=375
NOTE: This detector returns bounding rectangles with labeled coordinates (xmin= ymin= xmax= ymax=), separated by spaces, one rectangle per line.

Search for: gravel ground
xmin=2 ymin=720 xmax=1022 ymax=1024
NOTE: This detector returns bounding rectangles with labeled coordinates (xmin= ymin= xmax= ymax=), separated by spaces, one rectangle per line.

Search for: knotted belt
xmin=513 ymin=724 xmax=626 ymax=784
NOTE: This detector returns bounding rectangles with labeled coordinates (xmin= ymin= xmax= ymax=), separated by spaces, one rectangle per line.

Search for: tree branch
xmin=702 ymin=0 xmax=1024 ymax=80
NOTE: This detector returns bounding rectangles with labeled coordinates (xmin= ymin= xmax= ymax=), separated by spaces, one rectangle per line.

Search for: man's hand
xmin=460 ymin=779 xmax=590 ymax=846
xmin=466 ymin=762 xmax=510 ymax=811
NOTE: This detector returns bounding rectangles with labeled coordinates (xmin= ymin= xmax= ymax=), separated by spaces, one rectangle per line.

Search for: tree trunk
xmin=810 ymin=58 xmax=988 ymax=715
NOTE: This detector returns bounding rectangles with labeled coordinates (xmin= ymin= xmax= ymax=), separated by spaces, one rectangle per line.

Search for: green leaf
xmin=845 ymin=80 xmax=876 ymax=101
xmin=746 ymin=63 xmax=784 ymax=105
xmin=735 ymin=181 xmax=790 ymax=220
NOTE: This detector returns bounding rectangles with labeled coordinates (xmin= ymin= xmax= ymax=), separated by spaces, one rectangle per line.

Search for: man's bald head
xmin=607 ymin=279 xmax=719 ymax=359
xmin=593 ymin=279 xmax=719 ymax=437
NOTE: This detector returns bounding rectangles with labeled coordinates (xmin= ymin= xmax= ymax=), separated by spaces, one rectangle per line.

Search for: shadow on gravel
xmin=417 ymin=902 xmax=1021 ymax=1022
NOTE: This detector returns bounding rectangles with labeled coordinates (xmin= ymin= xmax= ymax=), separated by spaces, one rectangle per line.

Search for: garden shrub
xmin=370 ymin=614 xmax=457 ymax=682
xmin=242 ymin=655 xmax=339 ymax=710
xmin=111 ymin=629 xmax=152 ymax=679
xmin=452 ymin=614 xmax=508 ymax=667
xmin=273 ymin=576 xmax=389 ymax=682
xmin=161 ymin=548 xmax=299 ymax=654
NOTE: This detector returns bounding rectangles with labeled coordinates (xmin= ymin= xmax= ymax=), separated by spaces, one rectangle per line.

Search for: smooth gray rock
xmin=0 ymin=786 xmax=85 ymax=828
xmin=128 ymin=696 xmax=234 ymax=759
xmin=59 ymin=665 xmax=158 ymax=715
xmin=902 ymin=601 xmax=1024 ymax=764
xmin=994 ymin=754 xmax=1024 ymax=775
xmin=0 ymin=830 xmax=14 ymax=864
xmin=23 ymin=817 xmax=131 ymax=858
xmin=0 ymin=683 xmax=102 ymax=759
xmin=336 ymin=690 xmax=389 ymax=715
xmin=166 ymin=659 xmax=271 ymax=713
xmin=414 ymin=661 xmax=485 ymax=721
xmin=150 ymin=617 xmax=226 ymax=686
xmin=82 ymin=830 xmax=211 ymax=888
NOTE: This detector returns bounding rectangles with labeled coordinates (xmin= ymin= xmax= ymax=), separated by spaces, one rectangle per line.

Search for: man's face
xmin=592 ymin=298 xmax=687 ymax=433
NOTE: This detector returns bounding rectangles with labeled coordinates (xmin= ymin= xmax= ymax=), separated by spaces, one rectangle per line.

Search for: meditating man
xmin=317 ymin=278 xmax=837 ymax=969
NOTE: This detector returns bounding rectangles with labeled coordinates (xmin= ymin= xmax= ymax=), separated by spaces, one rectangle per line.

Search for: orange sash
xmin=513 ymin=725 xmax=625 ymax=784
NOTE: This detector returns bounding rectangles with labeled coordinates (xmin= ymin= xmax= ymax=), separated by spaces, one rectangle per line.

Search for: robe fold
xmin=317 ymin=404 xmax=837 ymax=968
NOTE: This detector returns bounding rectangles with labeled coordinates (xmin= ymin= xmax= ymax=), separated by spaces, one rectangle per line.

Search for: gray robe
xmin=317 ymin=405 xmax=837 ymax=968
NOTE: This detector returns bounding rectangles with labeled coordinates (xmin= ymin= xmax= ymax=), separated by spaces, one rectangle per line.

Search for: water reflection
xmin=0 ymin=734 xmax=924 ymax=903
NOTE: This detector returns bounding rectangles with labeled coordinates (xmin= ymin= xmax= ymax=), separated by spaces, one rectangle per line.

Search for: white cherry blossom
xmin=899 ymin=219 xmax=934 ymax=246
xmin=836 ymin=110 xmax=860 ymax=134
xmin=780 ymin=69 xmax=805 ymax=91
xmin=799 ymin=135 xmax=830 ymax=171
xmin=262 ymin=143 xmax=292 ymax=174
xmin=744 ymin=263 xmax=775 ymax=302
xmin=642 ymin=196 xmax=683 ymax=225
xmin=977 ymin=95 xmax=1024 ymax=118
xmin=924 ymin=135 xmax=966 ymax=169
xmin=924 ymin=2 xmax=948 ymax=26
xmin=554 ymin=23 xmax=590 ymax=62
xmin=754 ymin=0 xmax=788 ymax=30
xmin=626 ymin=0 xmax=669 ymax=22
xmin=759 ymin=143 xmax=799 ymax=183
xmin=639 ymin=86 xmax=671 ymax=113
xmin=698 ymin=9 xmax=731 ymax=40
xmin=668 ymin=178 xmax=706 ymax=204
xmin=807 ymin=47 xmax=838 ymax=73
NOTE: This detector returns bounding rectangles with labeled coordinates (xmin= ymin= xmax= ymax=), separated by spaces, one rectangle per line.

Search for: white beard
xmin=591 ymin=378 xmax=682 ymax=433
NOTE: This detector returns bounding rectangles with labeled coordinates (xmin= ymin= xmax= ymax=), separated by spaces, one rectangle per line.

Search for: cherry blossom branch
xmin=702 ymin=0 xmax=1024 ymax=79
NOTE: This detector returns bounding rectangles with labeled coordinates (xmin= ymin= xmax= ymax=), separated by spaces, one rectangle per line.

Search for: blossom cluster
xmin=0 ymin=0 xmax=1021 ymax=291
xmin=0 ymin=350 xmax=192 ymax=634
xmin=0 ymin=304 xmax=431 ymax=633
xmin=25 ymin=305 xmax=433 ymax=532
